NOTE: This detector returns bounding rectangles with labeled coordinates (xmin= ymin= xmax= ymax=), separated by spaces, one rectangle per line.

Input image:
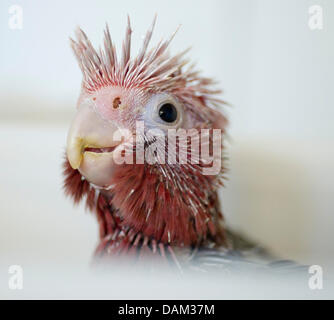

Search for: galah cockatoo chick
xmin=64 ymin=16 xmax=237 ymax=268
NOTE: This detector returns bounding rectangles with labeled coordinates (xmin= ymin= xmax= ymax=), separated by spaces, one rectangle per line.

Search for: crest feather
xmin=70 ymin=16 xmax=224 ymax=111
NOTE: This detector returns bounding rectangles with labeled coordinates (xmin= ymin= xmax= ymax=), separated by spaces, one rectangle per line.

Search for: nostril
xmin=113 ymin=97 xmax=121 ymax=109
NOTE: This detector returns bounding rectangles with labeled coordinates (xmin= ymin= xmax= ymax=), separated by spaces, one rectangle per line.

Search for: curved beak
xmin=66 ymin=103 xmax=121 ymax=170
xmin=66 ymin=101 xmax=129 ymax=187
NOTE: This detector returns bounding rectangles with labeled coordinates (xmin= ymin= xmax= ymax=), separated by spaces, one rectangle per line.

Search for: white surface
xmin=1 ymin=262 xmax=329 ymax=299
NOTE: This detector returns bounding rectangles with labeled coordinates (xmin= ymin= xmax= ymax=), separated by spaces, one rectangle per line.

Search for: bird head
xmin=64 ymin=17 xmax=228 ymax=250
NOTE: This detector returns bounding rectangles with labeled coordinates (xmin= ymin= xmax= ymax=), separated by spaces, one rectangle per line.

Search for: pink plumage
xmin=64 ymin=16 xmax=229 ymax=265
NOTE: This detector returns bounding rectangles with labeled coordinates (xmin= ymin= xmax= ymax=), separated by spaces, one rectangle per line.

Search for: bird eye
xmin=158 ymin=103 xmax=177 ymax=123
xmin=144 ymin=94 xmax=183 ymax=130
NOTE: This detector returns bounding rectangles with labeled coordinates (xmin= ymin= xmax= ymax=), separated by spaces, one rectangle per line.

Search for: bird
xmin=63 ymin=16 xmax=307 ymax=275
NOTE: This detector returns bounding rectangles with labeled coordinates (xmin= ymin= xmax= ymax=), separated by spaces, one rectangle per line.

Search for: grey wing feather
xmin=185 ymin=228 xmax=308 ymax=276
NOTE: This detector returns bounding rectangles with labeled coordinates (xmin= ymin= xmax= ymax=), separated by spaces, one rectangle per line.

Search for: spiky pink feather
xmin=64 ymin=17 xmax=228 ymax=263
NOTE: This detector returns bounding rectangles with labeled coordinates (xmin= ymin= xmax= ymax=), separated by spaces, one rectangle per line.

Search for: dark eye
xmin=158 ymin=103 xmax=177 ymax=123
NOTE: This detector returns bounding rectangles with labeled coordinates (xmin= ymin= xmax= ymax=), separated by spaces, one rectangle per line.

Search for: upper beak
xmin=66 ymin=102 xmax=120 ymax=170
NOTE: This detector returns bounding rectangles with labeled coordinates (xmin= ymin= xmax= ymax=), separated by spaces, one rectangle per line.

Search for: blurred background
xmin=0 ymin=0 xmax=333 ymax=298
